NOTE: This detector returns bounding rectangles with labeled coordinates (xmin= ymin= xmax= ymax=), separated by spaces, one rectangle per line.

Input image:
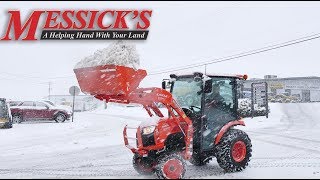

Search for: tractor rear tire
xmin=215 ymin=129 xmax=252 ymax=173
xmin=155 ymin=153 xmax=186 ymax=179
xmin=132 ymin=154 xmax=154 ymax=175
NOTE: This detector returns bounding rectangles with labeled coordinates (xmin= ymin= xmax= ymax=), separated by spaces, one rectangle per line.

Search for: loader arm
xmin=74 ymin=65 xmax=193 ymax=159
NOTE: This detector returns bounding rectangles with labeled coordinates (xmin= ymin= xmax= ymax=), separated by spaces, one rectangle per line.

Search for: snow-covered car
xmin=10 ymin=101 xmax=71 ymax=124
xmin=0 ymin=98 xmax=13 ymax=128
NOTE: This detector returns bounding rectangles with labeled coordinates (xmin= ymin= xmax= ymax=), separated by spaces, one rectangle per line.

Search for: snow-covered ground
xmin=0 ymin=103 xmax=320 ymax=178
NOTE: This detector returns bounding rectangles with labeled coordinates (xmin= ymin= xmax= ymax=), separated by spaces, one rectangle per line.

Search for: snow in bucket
xmin=74 ymin=40 xmax=140 ymax=70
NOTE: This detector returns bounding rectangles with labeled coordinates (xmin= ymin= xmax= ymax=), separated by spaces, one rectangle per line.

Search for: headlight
xmin=142 ymin=126 xmax=156 ymax=135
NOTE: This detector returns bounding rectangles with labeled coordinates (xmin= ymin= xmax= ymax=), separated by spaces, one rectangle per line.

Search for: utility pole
xmin=69 ymin=86 xmax=80 ymax=123
xmin=72 ymin=87 xmax=75 ymax=122
xmin=48 ymin=82 xmax=52 ymax=100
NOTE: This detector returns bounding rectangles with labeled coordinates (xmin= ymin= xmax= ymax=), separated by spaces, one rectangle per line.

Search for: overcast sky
xmin=1 ymin=1 xmax=320 ymax=100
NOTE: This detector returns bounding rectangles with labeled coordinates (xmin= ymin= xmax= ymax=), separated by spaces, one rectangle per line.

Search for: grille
xmin=141 ymin=133 xmax=155 ymax=147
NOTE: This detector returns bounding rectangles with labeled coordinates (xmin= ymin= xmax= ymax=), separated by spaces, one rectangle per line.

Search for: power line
xmin=150 ymin=32 xmax=320 ymax=73
xmin=1 ymin=32 xmax=320 ymax=83
xmin=148 ymin=33 xmax=320 ymax=76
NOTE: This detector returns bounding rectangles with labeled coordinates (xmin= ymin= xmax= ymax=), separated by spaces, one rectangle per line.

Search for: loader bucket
xmin=73 ymin=65 xmax=147 ymax=101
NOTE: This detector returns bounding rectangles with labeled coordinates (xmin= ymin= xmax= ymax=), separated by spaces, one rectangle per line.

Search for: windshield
xmin=44 ymin=101 xmax=55 ymax=106
xmin=171 ymin=78 xmax=202 ymax=108
xmin=0 ymin=100 xmax=8 ymax=118
xmin=9 ymin=101 xmax=21 ymax=106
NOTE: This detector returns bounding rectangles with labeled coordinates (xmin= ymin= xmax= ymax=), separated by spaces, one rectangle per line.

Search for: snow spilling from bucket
xmin=74 ymin=40 xmax=140 ymax=70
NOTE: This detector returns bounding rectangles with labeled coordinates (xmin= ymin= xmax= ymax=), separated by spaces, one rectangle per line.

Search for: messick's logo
xmin=1 ymin=10 xmax=152 ymax=41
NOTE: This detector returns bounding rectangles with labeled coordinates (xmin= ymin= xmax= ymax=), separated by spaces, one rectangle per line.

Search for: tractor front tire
xmin=215 ymin=129 xmax=252 ymax=173
xmin=155 ymin=153 xmax=186 ymax=179
xmin=132 ymin=154 xmax=154 ymax=175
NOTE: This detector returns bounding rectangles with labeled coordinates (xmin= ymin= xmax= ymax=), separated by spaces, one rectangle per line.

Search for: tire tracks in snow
xmin=0 ymin=162 xmax=139 ymax=178
xmin=185 ymin=164 xmax=225 ymax=179
xmin=249 ymin=162 xmax=320 ymax=168
xmin=253 ymin=136 xmax=320 ymax=155
xmin=247 ymin=130 xmax=320 ymax=145
xmin=247 ymin=124 xmax=320 ymax=155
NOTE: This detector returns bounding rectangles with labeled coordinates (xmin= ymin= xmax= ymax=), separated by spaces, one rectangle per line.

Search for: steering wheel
xmin=182 ymin=107 xmax=193 ymax=117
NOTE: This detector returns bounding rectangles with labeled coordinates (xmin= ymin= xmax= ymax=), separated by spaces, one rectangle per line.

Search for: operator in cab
xmin=205 ymin=83 xmax=225 ymax=109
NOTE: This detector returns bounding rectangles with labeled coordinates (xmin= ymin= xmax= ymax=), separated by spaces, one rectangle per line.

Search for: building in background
xmin=241 ymin=75 xmax=320 ymax=103
xmin=45 ymin=95 xmax=104 ymax=112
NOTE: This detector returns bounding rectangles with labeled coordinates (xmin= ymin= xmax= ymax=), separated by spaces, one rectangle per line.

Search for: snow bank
xmin=74 ymin=40 xmax=140 ymax=70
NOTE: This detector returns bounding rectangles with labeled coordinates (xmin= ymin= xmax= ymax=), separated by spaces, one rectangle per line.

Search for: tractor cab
xmin=163 ymin=72 xmax=246 ymax=152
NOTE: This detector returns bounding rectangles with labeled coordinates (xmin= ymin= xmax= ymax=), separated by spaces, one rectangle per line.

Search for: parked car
xmin=10 ymin=101 xmax=71 ymax=124
xmin=0 ymin=98 xmax=13 ymax=128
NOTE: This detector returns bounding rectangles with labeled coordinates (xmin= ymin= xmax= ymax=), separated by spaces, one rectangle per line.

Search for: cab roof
xmin=170 ymin=72 xmax=247 ymax=80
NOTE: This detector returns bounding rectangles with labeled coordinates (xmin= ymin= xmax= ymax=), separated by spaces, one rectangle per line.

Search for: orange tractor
xmin=74 ymin=65 xmax=252 ymax=179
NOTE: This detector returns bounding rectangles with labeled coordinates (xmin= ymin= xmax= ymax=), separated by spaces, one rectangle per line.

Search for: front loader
xmin=74 ymin=65 xmax=252 ymax=179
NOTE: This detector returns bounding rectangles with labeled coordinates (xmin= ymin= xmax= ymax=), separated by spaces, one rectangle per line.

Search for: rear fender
xmin=214 ymin=120 xmax=245 ymax=145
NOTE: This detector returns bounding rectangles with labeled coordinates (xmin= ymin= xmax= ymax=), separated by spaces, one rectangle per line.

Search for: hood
xmin=139 ymin=116 xmax=161 ymax=128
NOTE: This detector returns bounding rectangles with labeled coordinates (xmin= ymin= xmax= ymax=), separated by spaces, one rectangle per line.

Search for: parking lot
xmin=0 ymin=103 xmax=319 ymax=178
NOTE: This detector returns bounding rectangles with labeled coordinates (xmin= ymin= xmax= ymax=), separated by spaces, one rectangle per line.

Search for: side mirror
xmin=162 ymin=81 xmax=166 ymax=89
xmin=204 ymin=79 xmax=212 ymax=93
xmin=162 ymin=79 xmax=172 ymax=90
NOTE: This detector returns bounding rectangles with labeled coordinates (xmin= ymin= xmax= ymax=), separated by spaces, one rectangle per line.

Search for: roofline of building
xmin=246 ymin=76 xmax=320 ymax=82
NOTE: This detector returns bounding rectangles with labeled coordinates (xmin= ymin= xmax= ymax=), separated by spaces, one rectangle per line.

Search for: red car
xmin=10 ymin=101 xmax=71 ymax=124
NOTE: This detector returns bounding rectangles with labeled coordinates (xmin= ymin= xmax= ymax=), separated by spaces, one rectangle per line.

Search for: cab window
xmin=20 ymin=101 xmax=34 ymax=106
xmin=35 ymin=102 xmax=48 ymax=108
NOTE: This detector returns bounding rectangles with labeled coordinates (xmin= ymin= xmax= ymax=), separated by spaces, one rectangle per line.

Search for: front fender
xmin=214 ymin=120 xmax=245 ymax=145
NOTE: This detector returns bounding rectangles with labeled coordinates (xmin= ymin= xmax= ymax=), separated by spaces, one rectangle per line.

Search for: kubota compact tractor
xmin=74 ymin=65 xmax=252 ymax=179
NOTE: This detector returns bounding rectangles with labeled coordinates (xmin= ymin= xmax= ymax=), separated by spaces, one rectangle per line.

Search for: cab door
xmin=201 ymin=77 xmax=238 ymax=151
